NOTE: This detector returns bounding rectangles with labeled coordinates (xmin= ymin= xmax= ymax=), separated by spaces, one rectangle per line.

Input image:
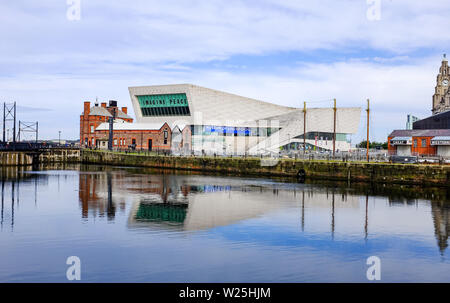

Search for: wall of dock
xmin=0 ymin=149 xmax=81 ymax=166
xmin=2 ymin=149 xmax=448 ymax=186
xmin=38 ymin=149 xmax=81 ymax=164
xmin=81 ymin=150 xmax=450 ymax=186
xmin=0 ymin=152 xmax=33 ymax=166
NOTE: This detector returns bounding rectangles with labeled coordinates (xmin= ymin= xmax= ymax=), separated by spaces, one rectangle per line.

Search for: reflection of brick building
xmin=80 ymin=100 xmax=173 ymax=151
xmin=78 ymin=172 xmax=122 ymax=220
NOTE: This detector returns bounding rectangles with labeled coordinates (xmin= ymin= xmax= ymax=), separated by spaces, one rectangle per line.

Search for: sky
xmin=1 ymin=0 xmax=450 ymax=142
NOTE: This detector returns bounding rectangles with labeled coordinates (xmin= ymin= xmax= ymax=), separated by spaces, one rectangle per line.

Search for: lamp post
xmin=58 ymin=131 xmax=61 ymax=146
xmin=287 ymin=133 xmax=290 ymax=155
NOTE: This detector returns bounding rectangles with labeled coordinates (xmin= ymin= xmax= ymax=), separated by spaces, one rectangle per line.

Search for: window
xmin=422 ymin=139 xmax=426 ymax=147
xmin=90 ymin=125 xmax=94 ymax=133
xmin=163 ymin=130 xmax=168 ymax=144
xmin=132 ymin=138 xmax=136 ymax=145
xmin=414 ymin=139 xmax=418 ymax=148
xmin=114 ymin=139 xmax=118 ymax=146
xmin=137 ymin=93 xmax=190 ymax=117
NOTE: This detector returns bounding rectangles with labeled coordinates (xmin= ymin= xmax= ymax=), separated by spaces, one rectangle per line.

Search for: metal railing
xmin=0 ymin=142 xmax=80 ymax=151
xmin=81 ymin=146 xmax=450 ymax=164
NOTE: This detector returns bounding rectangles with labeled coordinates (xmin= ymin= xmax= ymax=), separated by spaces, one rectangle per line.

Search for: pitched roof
xmin=88 ymin=106 xmax=132 ymax=120
xmin=95 ymin=122 xmax=166 ymax=131
xmin=116 ymin=109 xmax=132 ymax=120
xmin=89 ymin=106 xmax=112 ymax=117
xmin=389 ymin=129 xmax=450 ymax=137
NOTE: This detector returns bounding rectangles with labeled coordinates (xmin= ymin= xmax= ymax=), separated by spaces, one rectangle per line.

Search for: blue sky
xmin=1 ymin=0 xmax=450 ymax=141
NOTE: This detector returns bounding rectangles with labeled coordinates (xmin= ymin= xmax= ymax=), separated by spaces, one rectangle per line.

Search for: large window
xmin=137 ymin=93 xmax=190 ymax=117
xmin=193 ymin=125 xmax=281 ymax=137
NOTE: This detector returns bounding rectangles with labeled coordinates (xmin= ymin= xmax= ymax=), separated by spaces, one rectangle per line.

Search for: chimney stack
xmin=101 ymin=102 xmax=107 ymax=108
xmin=84 ymin=101 xmax=91 ymax=116
xmin=121 ymin=107 xmax=128 ymax=114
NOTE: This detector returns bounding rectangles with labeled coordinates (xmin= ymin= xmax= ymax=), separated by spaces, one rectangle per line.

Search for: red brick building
xmin=94 ymin=121 xmax=172 ymax=151
xmin=80 ymin=100 xmax=133 ymax=147
xmin=80 ymin=100 xmax=172 ymax=151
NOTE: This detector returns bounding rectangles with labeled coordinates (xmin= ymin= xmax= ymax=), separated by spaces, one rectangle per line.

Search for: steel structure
xmin=17 ymin=121 xmax=38 ymax=142
xmin=3 ymin=102 xmax=16 ymax=143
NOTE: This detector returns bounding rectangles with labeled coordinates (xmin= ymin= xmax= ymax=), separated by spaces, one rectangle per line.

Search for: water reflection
xmin=0 ymin=164 xmax=449 ymax=283
xmin=0 ymin=166 xmax=47 ymax=230
xmin=432 ymin=201 xmax=450 ymax=255
xmin=78 ymin=171 xmax=126 ymax=220
xmin=74 ymin=167 xmax=450 ymax=255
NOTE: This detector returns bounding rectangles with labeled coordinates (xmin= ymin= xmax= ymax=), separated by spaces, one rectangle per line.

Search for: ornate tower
xmin=432 ymin=54 xmax=450 ymax=115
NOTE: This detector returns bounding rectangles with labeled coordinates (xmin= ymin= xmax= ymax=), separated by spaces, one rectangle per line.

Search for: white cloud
xmin=0 ymin=0 xmax=449 ymax=140
xmin=2 ymin=0 xmax=450 ymax=66
xmin=0 ymin=55 xmax=440 ymax=142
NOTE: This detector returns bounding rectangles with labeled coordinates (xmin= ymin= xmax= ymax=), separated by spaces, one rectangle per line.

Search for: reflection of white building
xmin=127 ymin=179 xmax=361 ymax=232
xmin=129 ymin=84 xmax=361 ymax=155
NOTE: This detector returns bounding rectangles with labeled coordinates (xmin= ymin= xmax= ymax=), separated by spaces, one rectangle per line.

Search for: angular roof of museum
xmin=128 ymin=84 xmax=296 ymax=124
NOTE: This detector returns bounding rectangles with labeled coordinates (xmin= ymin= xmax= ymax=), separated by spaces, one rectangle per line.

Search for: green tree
xmin=357 ymin=141 xmax=388 ymax=149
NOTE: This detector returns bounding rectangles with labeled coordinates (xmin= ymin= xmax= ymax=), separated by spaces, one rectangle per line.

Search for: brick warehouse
xmin=94 ymin=122 xmax=172 ymax=151
xmin=80 ymin=100 xmax=133 ymax=147
xmin=80 ymin=100 xmax=172 ymax=151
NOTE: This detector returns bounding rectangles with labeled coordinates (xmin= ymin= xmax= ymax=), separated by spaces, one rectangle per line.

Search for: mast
xmin=13 ymin=102 xmax=16 ymax=144
xmin=366 ymin=99 xmax=370 ymax=162
xmin=2 ymin=103 xmax=5 ymax=143
xmin=333 ymin=99 xmax=336 ymax=158
xmin=303 ymin=102 xmax=306 ymax=155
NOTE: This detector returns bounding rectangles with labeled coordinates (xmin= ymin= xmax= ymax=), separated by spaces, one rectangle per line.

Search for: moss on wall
xmin=81 ymin=150 xmax=450 ymax=186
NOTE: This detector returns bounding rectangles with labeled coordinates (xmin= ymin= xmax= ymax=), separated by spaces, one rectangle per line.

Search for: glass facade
xmin=137 ymin=93 xmax=190 ymax=116
xmin=192 ymin=125 xmax=280 ymax=137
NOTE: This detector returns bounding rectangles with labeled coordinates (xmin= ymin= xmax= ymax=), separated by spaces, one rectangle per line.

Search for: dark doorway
xmin=148 ymin=139 xmax=152 ymax=151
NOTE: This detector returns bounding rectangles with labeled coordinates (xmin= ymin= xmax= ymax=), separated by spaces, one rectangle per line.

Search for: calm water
xmin=0 ymin=164 xmax=449 ymax=282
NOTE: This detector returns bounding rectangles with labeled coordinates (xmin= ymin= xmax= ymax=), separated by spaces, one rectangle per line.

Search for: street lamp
xmin=58 ymin=131 xmax=61 ymax=146
xmin=287 ymin=133 xmax=290 ymax=155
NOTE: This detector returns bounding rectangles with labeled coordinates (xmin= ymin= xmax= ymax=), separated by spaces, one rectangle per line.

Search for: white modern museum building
xmin=128 ymin=84 xmax=361 ymax=155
